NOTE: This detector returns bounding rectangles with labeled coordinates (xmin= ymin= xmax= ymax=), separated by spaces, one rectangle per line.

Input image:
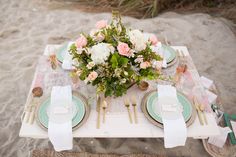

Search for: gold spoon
xmin=131 ymin=95 xmax=138 ymax=124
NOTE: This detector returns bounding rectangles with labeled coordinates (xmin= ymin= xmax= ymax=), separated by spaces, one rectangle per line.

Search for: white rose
xmin=128 ymin=29 xmax=146 ymax=51
xmin=90 ymin=43 xmax=112 ymax=64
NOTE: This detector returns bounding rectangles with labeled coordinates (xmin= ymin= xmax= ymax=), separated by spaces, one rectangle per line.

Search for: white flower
xmin=114 ymin=68 xmax=122 ymax=77
xmin=121 ymin=78 xmax=126 ymax=83
xmin=128 ymin=29 xmax=146 ymax=51
xmin=124 ymin=71 xmax=128 ymax=76
xmin=76 ymin=48 xmax=83 ymax=54
xmin=90 ymin=43 xmax=113 ymax=64
xmin=86 ymin=61 xmax=95 ymax=69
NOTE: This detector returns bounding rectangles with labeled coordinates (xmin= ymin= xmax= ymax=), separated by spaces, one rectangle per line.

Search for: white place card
xmin=53 ymin=106 xmax=69 ymax=114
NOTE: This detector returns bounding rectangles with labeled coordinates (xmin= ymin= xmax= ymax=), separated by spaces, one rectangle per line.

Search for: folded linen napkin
xmin=157 ymin=85 xmax=187 ymax=148
xmin=48 ymin=85 xmax=73 ymax=151
xmin=62 ymin=42 xmax=74 ymax=70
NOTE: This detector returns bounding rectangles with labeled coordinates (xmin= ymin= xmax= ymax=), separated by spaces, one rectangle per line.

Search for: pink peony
xmin=87 ymin=71 xmax=98 ymax=81
xmin=117 ymin=42 xmax=131 ymax=57
xmin=149 ymin=35 xmax=158 ymax=45
xmin=75 ymin=35 xmax=87 ymax=48
xmin=140 ymin=61 xmax=151 ymax=69
xmin=96 ymin=20 xmax=107 ymax=29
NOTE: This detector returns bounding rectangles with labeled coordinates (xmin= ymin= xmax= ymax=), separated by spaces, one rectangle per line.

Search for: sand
xmin=0 ymin=0 xmax=236 ymax=157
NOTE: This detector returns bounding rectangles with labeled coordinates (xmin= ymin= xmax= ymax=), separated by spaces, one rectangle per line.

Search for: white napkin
xmin=48 ymin=86 xmax=73 ymax=151
xmin=62 ymin=42 xmax=74 ymax=70
xmin=157 ymin=85 xmax=187 ymax=148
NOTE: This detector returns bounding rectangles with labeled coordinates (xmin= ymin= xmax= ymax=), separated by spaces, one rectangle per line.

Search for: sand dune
xmin=0 ymin=0 xmax=236 ymax=156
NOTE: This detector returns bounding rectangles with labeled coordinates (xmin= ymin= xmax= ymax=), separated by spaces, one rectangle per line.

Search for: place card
xmin=53 ymin=106 xmax=69 ymax=114
xmin=162 ymin=104 xmax=178 ymax=112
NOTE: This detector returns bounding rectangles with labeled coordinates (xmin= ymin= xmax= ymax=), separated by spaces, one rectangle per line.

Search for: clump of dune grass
xmin=57 ymin=0 xmax=236 ymax=23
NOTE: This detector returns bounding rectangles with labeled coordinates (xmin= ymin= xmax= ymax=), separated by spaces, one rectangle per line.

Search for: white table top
xmin=19 ymin=45 xmax=220 ymax=139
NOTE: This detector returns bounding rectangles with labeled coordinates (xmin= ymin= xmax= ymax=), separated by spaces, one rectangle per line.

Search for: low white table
xmin=19 ymin=45 xmax=220 ymax=139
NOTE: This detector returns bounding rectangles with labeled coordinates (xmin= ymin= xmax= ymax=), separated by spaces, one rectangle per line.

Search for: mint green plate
xmin=146 ymin=91 xmax=192 ymax=123
xmin=162 ymin=45 xmax=176 ymax=63
xmin=56 ymin=43 xmax=68 ymax=63
xmin=37 ymin=95 xmax=85 ymax=129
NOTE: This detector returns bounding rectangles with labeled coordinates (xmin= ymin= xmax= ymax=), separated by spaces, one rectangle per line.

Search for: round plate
xmin=162 ymin=45 xmax=176 ymax=63
xmin=146 ymin=91 xmax=192 ymax=123
xmin=141 ymin=90 xmax=196 ymax=128
xmin=37 ymin=94 xmax=86 ymax=129
xmin=56 ymin=43 xmax=68 ymax=63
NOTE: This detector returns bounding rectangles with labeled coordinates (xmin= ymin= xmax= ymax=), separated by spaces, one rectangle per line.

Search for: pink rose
xmin=96 ymin=20 xmax=107 ymax=29
xmin=140 ymin=61 xmax=151 ymax=69
xmin=149 ymin=35 xmax=158 ymax=45
xmin=117 ymin=42 xmax=131 ymax=57
xmin=75 ymin=35 xmax=87 ymax=48
xmin=87 ymin=71 xmax=98 ymax=81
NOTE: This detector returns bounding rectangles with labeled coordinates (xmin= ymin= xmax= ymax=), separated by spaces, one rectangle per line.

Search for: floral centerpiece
xmin=69 ymin=12 xmax=163 ymax=97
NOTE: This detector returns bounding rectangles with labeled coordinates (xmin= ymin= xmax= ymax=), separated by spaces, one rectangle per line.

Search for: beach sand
xmin=0 ymin=0 xmax=236 ymax=156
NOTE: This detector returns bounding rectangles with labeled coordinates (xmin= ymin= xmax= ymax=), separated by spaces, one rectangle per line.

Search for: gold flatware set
xmin=124 ymin=95 xmax=138 ymax=124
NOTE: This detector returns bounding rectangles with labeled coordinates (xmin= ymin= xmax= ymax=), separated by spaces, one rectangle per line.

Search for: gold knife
xmin=193 ymin=98 xmax=204 ymax=125
xmin=96 ymin=95 xmax=101 ymax=129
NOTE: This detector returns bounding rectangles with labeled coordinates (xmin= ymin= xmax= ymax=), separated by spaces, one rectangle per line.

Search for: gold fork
xmin=131 ymin=95 xmax=138 ymax=124
xmin=124 ymin=97 xmax=133 ymax=124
